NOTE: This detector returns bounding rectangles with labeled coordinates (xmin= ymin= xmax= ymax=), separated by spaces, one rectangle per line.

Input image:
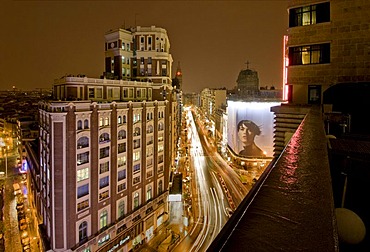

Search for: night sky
xmin=1 ymin=0 xmax=288 ymax=93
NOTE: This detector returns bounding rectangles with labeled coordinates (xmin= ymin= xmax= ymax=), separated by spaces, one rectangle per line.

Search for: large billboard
xmin=227 ymin=101 xmax=280 ymax=158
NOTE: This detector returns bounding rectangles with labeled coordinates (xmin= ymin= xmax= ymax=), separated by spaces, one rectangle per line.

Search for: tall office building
xmin=38 ymin=26 xmax=176 ymax=252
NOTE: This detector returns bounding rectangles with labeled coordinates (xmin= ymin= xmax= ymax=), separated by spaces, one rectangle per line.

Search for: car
xmin=19 ymin=219 xmax=27 ymax=230
xmin=18 ymin=214 xmax=26 ymax=221
xmin=21 ymin=231 xmax=30 ymax=238
xmin=23 ymin=244 xmax=30 ymax=251
xmin=21 ymin=237 xmax=30 ymax=246
xmin=19 ymin=222 xmax=27 ymax=231
xmin=16 ymin=203 xmax=24 ymax=211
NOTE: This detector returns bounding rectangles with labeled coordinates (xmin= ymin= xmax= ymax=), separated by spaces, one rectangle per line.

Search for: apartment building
xmin=284 ymin=0 xmax=370 ymax=104
xmin=274 ymin=0 xmax=370 ymax=155
xmin=104 ymin=26 xmax=173 ymax=85
xmin=37 ymin=26 xmax=176 ymax=252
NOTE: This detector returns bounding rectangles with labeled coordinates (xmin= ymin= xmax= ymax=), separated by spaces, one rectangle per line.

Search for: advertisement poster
xmin=227 ymin=101 xmax=280 ymax=158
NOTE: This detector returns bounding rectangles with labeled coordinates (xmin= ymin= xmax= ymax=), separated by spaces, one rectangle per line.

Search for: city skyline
xmin=1 ymin=0 xmax=288 ymax=93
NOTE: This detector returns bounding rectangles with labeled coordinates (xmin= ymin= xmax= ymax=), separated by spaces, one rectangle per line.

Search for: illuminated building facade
xmin=285 ymin=0 xmax=370 ymax=104
xmin=275 ymin=0 xmax=370 ymax=155
xmin=104 ymin=26 xmax=173 ymax=85
xmin=38 ymin=26 xmax=176 ymax=252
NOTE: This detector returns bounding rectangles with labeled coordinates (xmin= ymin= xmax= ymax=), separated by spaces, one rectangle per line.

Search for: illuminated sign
xmin=227 ymin=101 xmax=280 ymax=158
xmin=106 ymin=235 xmax=130 ymax=252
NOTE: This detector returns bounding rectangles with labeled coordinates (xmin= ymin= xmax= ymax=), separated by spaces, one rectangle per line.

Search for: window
xmin=77 ymin=168 xmax=89 ymax=182
xmin=133 ymin=164 xmax=140 ymax=173
xmin=104 ymin=117 xmax=109 ymax=126
xmin=147 ymin=186 xmax=152 ymax=201
xmin=158 ymin=180 xmax=163 ymax=194
xmin=134 ymin=127 xmax=141 ymax=136
xmin=79 ymin=221 xmax=88 ymax=242
xmin=99 ymin=176 xmax=109 ymax=189
xmin=118 ymin=143 xmax=126 ymax=153
xmin=158 ymin=133 xmax=163 ymax=142
xmin=88 ymin=88 xmax=95 ymax=98
xmin=77 ymin=137 xmax=89 ymax=149
xmin=158 ymin=122 xmax=164 ymax=131
xmin=133 ymin=139 xmax=140 ymax=149
xmin=100 ymin=147 xmax=110 ymax=159
xmin=133 ymin=151 xmax=140 ymax=162
xmin=118 ymin=200 xmax=125 ymax=219
xmin=118 ymin=156 xmax=126 ymax=167
xmin=133 ymin=114 xmax=141 ymax=124
xmin=99 ymin=133 xmax=110 ymax=143
xmin=100 ymin=210 xmax=108 ymax=230
xmin=158 ymin=144 xmax=164 ymax=152
xmin=118 ymin=130 xmax=126 ymax=140
xmin=308 ymin=85 xmax=322 ymax=105
xmin=158 ymin=165 xmax=164 ymax=173
xmin=77 ymin=120 xmax=83 ymax=130
xmin=118 ymin=169 xmax=126 ymax=181
xmin=118 ymin=116 xmax=122 ymax=124
xmin=100 ymin=162 xmax=109 ymax=174
xmin=84 ymin=119 xmax=89 ymax=129
xmin=147 ymin=136 xmax=154 ymax=146
xmin=289 ymin=43 xmax=330 ymax=65
xmin=118 ymin=182 xmax=126 ymax=192
xmin=133 ymin=176 xmax=140 ymax=185
xmin=77 ymin=184 xmax=89 ymax=198
xmin=134 ymin=192 xmax=139 ymax=209
xmin=289 ymin=2 xmax=330 ymax=27
xmin=146 ymin=169 xmax=153 ymax=178
xmin=77 ymin=152 xmax=89 ymax=165
xmin=146 ymin=125 xmax=154 ymax=134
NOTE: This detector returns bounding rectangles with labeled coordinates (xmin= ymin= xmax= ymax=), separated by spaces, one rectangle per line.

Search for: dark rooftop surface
xmin=208 ymin=107 xmax=339 ymax=251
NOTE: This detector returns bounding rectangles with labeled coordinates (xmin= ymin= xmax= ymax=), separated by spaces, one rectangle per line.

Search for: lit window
xmin=77 ymin=168 xmax=89 ymax=182
xmin=147 ymin=185 xmax=152 ymax=201
xmin=118 ymin=200 xmax=125 ymax=219
xmin=133 ymin=192 xmax=140 ymax=209
xmin=99 ymin=210 xmax=108 ymax=230
xmin=289 ymin=2 xmax=330 ymax=27
xmin=289 ymin=43 xmax=330 ymax=65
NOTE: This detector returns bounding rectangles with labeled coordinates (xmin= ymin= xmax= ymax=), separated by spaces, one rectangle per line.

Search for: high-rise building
xmin=104 ymin=26 xmax=173 ymax=85
xmin=38 ymin=26 xmax=176 ymax=252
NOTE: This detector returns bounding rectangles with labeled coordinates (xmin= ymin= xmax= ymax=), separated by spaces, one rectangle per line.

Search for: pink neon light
xmin=282 ymin=35 xmax=289 ymax=101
